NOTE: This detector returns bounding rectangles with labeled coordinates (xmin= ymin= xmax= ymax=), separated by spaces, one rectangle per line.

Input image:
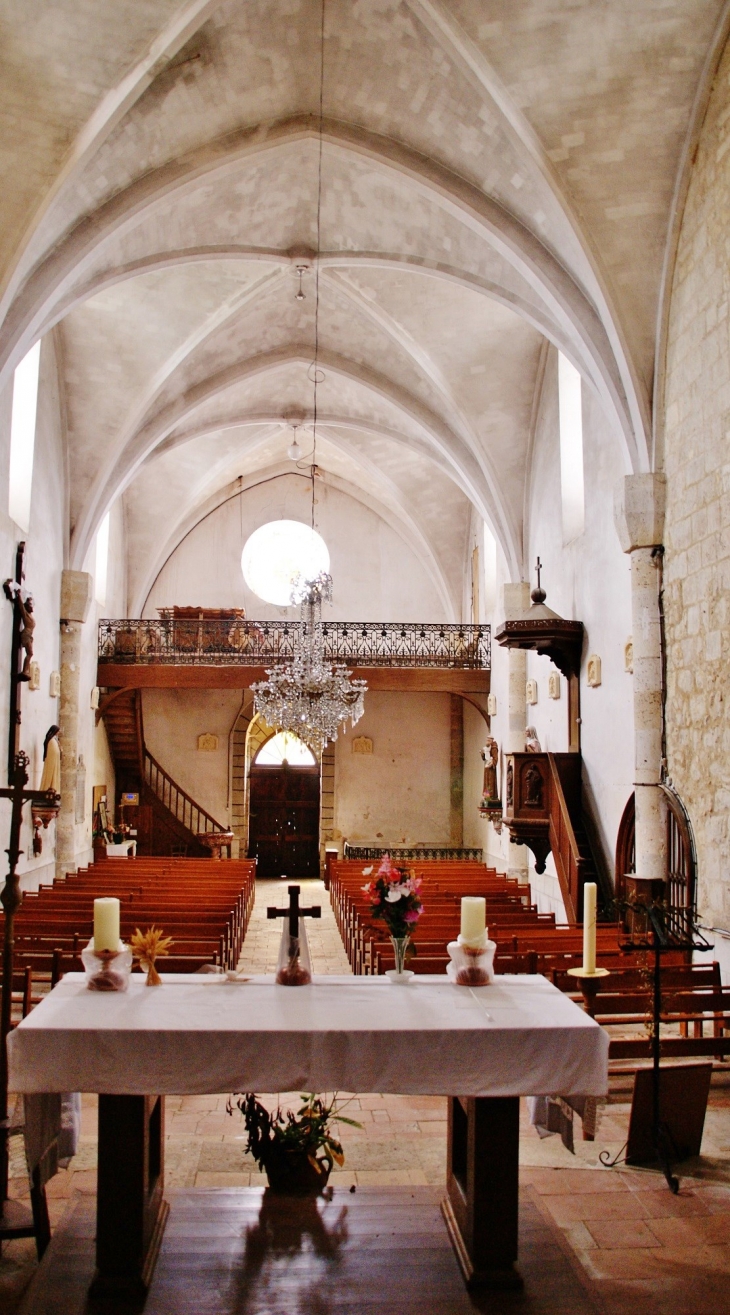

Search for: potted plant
xmin=227 ymin=1092 xmax=361 ymax=1195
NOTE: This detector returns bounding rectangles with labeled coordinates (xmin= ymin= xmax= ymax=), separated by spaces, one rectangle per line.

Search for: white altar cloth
xmin=8 ymin=973 xmax=608 ymax=1099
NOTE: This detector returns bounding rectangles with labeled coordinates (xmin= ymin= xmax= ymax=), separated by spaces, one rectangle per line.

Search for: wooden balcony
xmin=97 ymin=619 xmax=491 ymax=694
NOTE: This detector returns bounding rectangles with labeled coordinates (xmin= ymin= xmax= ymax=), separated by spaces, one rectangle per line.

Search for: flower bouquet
xmin=361 ymin=855 xmax=423 ymax=981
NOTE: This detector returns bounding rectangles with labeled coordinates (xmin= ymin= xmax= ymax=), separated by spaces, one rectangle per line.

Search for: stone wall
xmin=663 ymin=36 xmax=730 ymax=938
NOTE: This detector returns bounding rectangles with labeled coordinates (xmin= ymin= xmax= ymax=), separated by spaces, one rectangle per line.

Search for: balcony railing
xmin=98 ymin=619 xmax=491 ymax=669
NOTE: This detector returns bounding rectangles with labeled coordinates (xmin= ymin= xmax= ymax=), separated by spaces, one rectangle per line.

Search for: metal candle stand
xmin=0 ymin=752 xmax=60 ymax=1253
xmin=600 ymin=899 xmax=712 ymax=1193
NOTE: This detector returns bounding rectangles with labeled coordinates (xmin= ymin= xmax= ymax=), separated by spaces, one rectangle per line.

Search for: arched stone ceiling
xmin=1 ymin=0 xmax=727 ymax=608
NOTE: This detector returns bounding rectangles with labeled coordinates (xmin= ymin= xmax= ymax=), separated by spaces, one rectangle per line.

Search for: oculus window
xmin=241 ymin=520 xmax=330 ymax=606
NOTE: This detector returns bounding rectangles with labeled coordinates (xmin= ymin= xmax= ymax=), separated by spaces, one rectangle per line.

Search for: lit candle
xmin=582 ymin=883 xmax=597 ymax=975
xmin=94 ymin=897 xmax=121 ymax=953
xmin=460 ymin=896 xmax=486 ymax=944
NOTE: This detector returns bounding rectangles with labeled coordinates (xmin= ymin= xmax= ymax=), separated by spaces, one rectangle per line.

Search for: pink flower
xmin=404 ymin=909 xmax=420 ymax=923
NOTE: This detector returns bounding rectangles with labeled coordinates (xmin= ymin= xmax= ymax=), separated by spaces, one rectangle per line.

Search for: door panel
xmin=248 ymin=765 xmax=320 ymax=878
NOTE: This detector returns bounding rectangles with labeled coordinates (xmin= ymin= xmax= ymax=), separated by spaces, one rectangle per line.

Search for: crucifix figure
xmin=267 ymin=885 xmax=321 ymax=985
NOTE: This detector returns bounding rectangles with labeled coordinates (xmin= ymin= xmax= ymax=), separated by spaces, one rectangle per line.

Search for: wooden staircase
xmin=547 ymin=754 xmax=605 ymax=922
xmin=503 ymin=751 xmax=609 ymax=923
xmin=100 ymin=690 xmax=228 ymax=857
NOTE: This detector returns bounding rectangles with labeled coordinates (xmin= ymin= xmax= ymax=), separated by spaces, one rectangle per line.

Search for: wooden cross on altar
xmin=267 ymin=885 xmax=321 ymax=939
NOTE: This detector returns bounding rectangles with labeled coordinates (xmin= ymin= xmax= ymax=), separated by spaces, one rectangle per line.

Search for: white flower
xmin=386 ymin=884 xmax=406 ymax=902
xmin=362 ymin=866 xmax=373 ymax=875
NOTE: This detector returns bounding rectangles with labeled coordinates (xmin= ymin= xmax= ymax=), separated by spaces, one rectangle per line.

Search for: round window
xmin=241 ymin=520 xmax=330 ymax=606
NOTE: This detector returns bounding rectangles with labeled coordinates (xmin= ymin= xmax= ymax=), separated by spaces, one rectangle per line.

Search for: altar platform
xmin=17 ymin=1184 xmax=601 ymax=1315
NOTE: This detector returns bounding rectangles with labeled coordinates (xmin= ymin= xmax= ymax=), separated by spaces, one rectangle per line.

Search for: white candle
xmin=94 ymin=897 xmax=120 ymax=953
xmin=582 ymin=883 xmax=597 ymax=974
xmin=460 ymin=896 xmax=486 ymax=943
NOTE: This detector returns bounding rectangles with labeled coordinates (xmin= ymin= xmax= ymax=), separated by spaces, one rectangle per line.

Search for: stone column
xmin=504 ymin=583 xmax=531 ymax=755
xmin=57 ymin=571 xmax=92 ymax=879
xmin=503 ymin=582 xmax=531 ymax=876
xmin=614 ymin=474 xmax=667 ymax=884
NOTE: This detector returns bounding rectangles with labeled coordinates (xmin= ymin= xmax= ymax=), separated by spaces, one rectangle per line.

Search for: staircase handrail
xmin=547 ymin=753 xmax=585 ymax=924
xmin=143 ymin=748 xmax=227 ymax=837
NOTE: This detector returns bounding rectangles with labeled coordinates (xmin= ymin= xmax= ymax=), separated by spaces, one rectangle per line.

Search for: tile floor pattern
xmin=2 ymin=878 xmax=730 ymax=1314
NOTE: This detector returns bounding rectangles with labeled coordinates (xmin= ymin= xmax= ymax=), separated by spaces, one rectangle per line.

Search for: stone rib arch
xmin=134 ymin=459 xmax=459 ymax=624
xmin=72 ymin=345 xmax=520 ymax=580
xmin=0 ymin=116 xmax=647 ymax=469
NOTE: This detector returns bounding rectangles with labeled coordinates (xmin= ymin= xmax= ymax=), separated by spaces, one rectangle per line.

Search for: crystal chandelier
xmin=251 ymin=573 xmax=367 ymax=756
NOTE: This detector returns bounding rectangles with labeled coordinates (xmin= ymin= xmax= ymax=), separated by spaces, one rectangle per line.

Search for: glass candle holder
xmin=81 ymin=940 xmax=133 ymax=992
xmin=446 ymin=936 xmax=496 ymax=987
xmin=275 ymin=918 xmax=313 ymax=986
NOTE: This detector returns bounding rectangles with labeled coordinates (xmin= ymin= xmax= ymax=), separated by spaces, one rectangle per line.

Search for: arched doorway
xmin=247 ymin=732 xmax=321 ymax=878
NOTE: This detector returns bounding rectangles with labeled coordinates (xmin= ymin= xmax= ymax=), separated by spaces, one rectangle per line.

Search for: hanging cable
xmin=310 ymin=0 xmax=326 ymax=532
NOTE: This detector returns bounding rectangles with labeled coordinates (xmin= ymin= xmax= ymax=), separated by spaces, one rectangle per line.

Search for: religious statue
xmin=478 ymin=738 xmax=499 ymax=803
xmin=525 ymin=726 xmax=542 ymax=753
xmin=524 ymin=762 xmax=544 ymax=809
xmin=31 ymin=725 xmax=61 ymax=854
xmin=39 ymin=725 xmax=61 ymax=793
xmin=3 ymin=580 xmax=36 ymax=681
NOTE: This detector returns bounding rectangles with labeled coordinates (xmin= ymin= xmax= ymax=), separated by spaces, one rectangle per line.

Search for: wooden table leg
xmin=90 ymin=1094 xmax=169 ymax=1301
xmin=442 ymin=1095 xmax=523 ymax=1290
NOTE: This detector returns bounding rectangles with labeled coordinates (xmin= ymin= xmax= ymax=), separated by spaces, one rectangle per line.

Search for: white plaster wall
xmin=0 ymin=336 xmax=67 ymax=889
xmin=142 ymin=689 xmax=244 ymax=825
xmin=143 ymin=476 xmax=447 ymax=623
xmin=333 ymin=691 xmax=451 ymax=847
xmin=522 ymin=351 xmax=634 ymax=914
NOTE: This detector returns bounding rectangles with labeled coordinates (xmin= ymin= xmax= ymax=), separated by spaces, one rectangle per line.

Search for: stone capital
xmin=60 ymin=570 xmax=92 ymax=624
xmin=614 ymin=473 xmax=666 ymax=553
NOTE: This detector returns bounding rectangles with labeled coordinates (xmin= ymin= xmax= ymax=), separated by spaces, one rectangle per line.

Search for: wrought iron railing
xmin=343 ymin=845 xmax=484 ymax=861
xmin=98 ymin=619 xmax=491 ymax=669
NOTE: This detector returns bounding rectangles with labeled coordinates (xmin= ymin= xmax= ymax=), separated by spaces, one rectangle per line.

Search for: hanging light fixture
xmin=252 ymin=573 xmax=366 ymax=756
xmin=252 ymin=0 xmax=367 ymax=754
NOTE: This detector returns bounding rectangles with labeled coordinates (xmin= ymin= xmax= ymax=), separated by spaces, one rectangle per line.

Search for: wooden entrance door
xmin=248 ymin=764 xmax=320 ymax=878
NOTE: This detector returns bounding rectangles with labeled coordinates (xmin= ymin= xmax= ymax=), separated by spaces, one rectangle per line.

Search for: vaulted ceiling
xmin=1 ymin=0 xmax=725 ymax=615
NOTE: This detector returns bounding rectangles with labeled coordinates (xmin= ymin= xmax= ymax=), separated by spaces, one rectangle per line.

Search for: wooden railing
xmin=143 ymin=750 xmax=226 ymax=838
xmin=547 ymin=754 xmax=585 ymax=925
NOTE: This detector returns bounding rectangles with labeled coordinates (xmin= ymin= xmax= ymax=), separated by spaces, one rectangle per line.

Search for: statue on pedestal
xmin=479 ymin=738 xmax=502 ymax=828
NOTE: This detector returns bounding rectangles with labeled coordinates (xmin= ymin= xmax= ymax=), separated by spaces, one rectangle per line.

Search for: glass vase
xmin=387 ymin=934 xmax=413 ymax=982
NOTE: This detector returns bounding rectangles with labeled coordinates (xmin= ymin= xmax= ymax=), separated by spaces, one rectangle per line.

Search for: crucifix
xmin=267 ymin=885 xmax=321 ymax=985
xmin=535 ymin=557 xmax=542 ymax=592
xmin=267 ymin=885 xmax=321 ymax=938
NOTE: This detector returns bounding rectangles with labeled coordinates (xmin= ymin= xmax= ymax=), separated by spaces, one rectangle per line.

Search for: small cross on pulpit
xmin=267 ymin=885 xmax=321 ymax=938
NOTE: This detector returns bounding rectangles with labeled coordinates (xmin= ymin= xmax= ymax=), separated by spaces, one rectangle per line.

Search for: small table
xmin=105 ymin=839 xmax=136 ymax=857
xmin=8 ymin=974 xmax=607 ymax=1296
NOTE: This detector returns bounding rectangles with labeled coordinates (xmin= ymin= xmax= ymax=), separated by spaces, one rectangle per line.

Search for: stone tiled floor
xmin=3 ymin=879 xmax=730 ymax=1314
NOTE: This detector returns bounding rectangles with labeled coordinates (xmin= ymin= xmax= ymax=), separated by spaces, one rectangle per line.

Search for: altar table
xmin=8 ymin=973 xmax=608 ymax=1297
